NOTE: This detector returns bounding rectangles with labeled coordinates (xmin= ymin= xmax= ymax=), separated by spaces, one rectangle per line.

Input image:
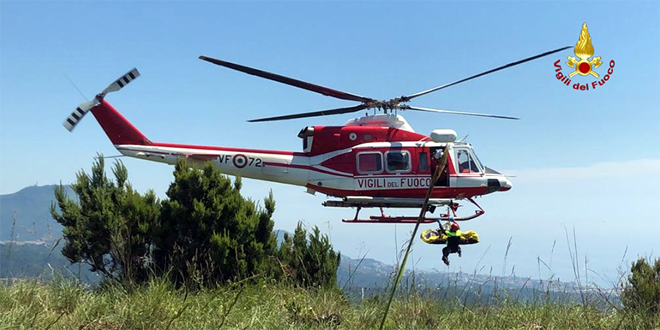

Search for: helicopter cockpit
xmin=453 ymin=145 xmax=484 ymax=174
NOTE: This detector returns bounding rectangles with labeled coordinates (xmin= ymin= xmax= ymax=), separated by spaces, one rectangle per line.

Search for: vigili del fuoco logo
xmin=554 ymin=23 xmax=615 ymax=91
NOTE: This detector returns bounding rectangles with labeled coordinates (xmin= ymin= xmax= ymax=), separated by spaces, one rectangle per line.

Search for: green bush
xmin=154 ymin=159 xmax=278 ymax=286
xmin=620 ymin=257 xmax=660 ymax=326
xmin=51 ymin=157 xmax=340 ymax=289
xmin=277 ymin=222 xmax=341 ymax=288
xmin=50 ymin=157 xmax=160 ymax=285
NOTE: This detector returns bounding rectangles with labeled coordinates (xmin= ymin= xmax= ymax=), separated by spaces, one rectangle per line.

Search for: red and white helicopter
xmin=63 ymin=46 xmax=569 ymax=223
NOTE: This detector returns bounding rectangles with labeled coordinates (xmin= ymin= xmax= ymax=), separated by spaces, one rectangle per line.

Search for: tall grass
xmin=2 ymin=211 xmax=655 ymax=329
xmin=0 ymin=275 xmax=655 ymax=330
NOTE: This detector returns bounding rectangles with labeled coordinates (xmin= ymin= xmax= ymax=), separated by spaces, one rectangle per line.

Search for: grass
xmin=1 ymin=277 xmax=656 ymax=330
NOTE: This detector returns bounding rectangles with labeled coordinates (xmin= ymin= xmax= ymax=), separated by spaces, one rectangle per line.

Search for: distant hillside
xmin=0 ymin=240 xmax=561 ymax=294
xmin=0 ymin=240 xmax=99 ymax=284
xmin=1 ymin=236 xmax=599 ymax=305
xmin=0 ymin=185 xmax=73 ymax=241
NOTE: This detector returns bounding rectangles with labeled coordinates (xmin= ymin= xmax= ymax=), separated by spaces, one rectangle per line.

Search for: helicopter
xmin=63 ymin=46 xmax=569 ymax=223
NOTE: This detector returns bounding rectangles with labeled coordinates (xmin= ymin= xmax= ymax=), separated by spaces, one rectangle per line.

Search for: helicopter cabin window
xmin=357 ymin=152 xmax=383 ymax=174
xmin=457 ymin=149 xmax=481 ymax=174
xmin=385 ymin=151 xmax=411 ymax=173
xmin=418 ymin=151 xmax=429 ymax=171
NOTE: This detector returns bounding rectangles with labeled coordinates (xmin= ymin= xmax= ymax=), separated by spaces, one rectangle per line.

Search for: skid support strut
xmin=342 ymin=197 xmax=485 ymax=223
xmin=353 ymin=206 xmax=362 ymax=221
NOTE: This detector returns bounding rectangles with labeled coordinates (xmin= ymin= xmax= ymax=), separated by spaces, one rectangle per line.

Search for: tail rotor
xmin=63 ymin=100 xmax=98 ymax=131
xmin=63 ymin=68 xmax=140 ymax=132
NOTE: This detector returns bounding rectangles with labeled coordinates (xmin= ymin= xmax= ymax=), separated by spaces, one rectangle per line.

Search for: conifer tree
xmin=50 ymin=156 xmax=160 ymax=284
xmin=52 ymin=157 xmax=342 ymax=289
xmin=278 ymin=222 xmax=340 ymax=288
xmin=621 ymin=257 xmax=660 ymax=323
xmin=154 ymin=159 xmax=277 ymax=285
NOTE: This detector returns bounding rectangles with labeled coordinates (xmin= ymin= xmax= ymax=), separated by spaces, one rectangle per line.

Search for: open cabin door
xmin=424 ymin=147 xmax=449 ymax=187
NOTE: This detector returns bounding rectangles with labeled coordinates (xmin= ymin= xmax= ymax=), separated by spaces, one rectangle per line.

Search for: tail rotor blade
xmin=63 ymin=100 xmax=98 ymax=131
xmin=101 ymin=68 xmax=140 ymax=95
xmin=63 ymin=68 xmax=140 ymax=132
xmin=402 ymin=105 xmax=520 ymax=120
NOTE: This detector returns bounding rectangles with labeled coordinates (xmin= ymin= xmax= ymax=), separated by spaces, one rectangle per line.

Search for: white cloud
xmin=504 ymin=159 xmax=660 ymax=181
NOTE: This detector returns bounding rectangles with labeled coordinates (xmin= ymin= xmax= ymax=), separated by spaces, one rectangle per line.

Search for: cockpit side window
xmin=456 ymin=149 xmax=481 ymax=174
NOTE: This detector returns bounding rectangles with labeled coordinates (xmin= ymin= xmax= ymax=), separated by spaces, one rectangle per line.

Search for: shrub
xmin=52 ymin=157 xmax=340 ymax=289
xmin=278 ymin=222 xmax=341 ymax=288
xmin=153 ymin=159 xmax=277 ymax=286
xmin=620 ymin=257 xmax=660 ymax=325
xmin=50 ymin=156 xmax=160 ymax=285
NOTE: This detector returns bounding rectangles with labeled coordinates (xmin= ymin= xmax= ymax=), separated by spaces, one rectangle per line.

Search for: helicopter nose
xmin=499 ymin=177 xmax=512 ymax=191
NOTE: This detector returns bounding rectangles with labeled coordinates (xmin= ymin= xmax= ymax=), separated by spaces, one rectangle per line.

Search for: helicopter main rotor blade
xmin=199 ymin=56 xmax=374 ymax=103
xmin=402 ymin=105 xmax=520 ymax=120
xmin=248 ymin=104 xmax=369 ymax=122
xmin=402 ymin=46 xmax=571 ymax=101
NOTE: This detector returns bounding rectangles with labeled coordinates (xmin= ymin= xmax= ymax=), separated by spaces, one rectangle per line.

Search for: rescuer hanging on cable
xmin=438 ymin=216 xmax=462 ymax=266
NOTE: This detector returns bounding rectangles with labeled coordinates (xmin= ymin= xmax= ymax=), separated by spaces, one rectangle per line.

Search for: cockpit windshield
xmin=456 ymin=148 xmax=483 ymax=174
xmin=470 ymin=147 xmax=485 ymax=171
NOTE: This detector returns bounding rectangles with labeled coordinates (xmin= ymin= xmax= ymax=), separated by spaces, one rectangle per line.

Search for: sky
xmin=1 ymin=1 xmax=659 ymax=287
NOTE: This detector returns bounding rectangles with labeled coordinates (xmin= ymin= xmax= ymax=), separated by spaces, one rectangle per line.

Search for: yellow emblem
xmin=567 ymin=23 xmax=602 ymax=78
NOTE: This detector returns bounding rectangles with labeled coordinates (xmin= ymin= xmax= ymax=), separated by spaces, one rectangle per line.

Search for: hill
xmin=0 ymin=240 xmax=99 ymax=284
xmin=0 ymin=185 xmax=73 ymax=241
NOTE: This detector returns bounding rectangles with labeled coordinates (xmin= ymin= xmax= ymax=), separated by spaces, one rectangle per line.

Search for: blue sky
xmin=1 ymin=1 xmax=658 ymax=286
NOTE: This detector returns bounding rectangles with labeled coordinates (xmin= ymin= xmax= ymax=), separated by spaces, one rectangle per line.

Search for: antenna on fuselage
xmin=64 ymin=73 xmax=89 ymax=101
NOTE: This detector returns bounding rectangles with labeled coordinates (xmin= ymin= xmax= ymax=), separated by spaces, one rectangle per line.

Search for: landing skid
xmin=340 ymin=197 xmax=484 ymax=224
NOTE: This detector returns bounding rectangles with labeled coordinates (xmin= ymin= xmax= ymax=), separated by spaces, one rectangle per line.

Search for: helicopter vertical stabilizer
xmin=91 ymin=100 xmax=151 ymax=146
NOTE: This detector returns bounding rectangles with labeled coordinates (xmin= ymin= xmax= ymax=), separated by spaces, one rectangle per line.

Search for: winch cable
xmin=378 ymin=147 xmax=450 ymax=330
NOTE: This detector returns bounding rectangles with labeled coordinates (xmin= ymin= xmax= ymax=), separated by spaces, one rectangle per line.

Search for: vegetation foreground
xmin=3 ymin=159 xmax=658 ymax=329
xmin=1 ymin=278 xmax=657 ymax=330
